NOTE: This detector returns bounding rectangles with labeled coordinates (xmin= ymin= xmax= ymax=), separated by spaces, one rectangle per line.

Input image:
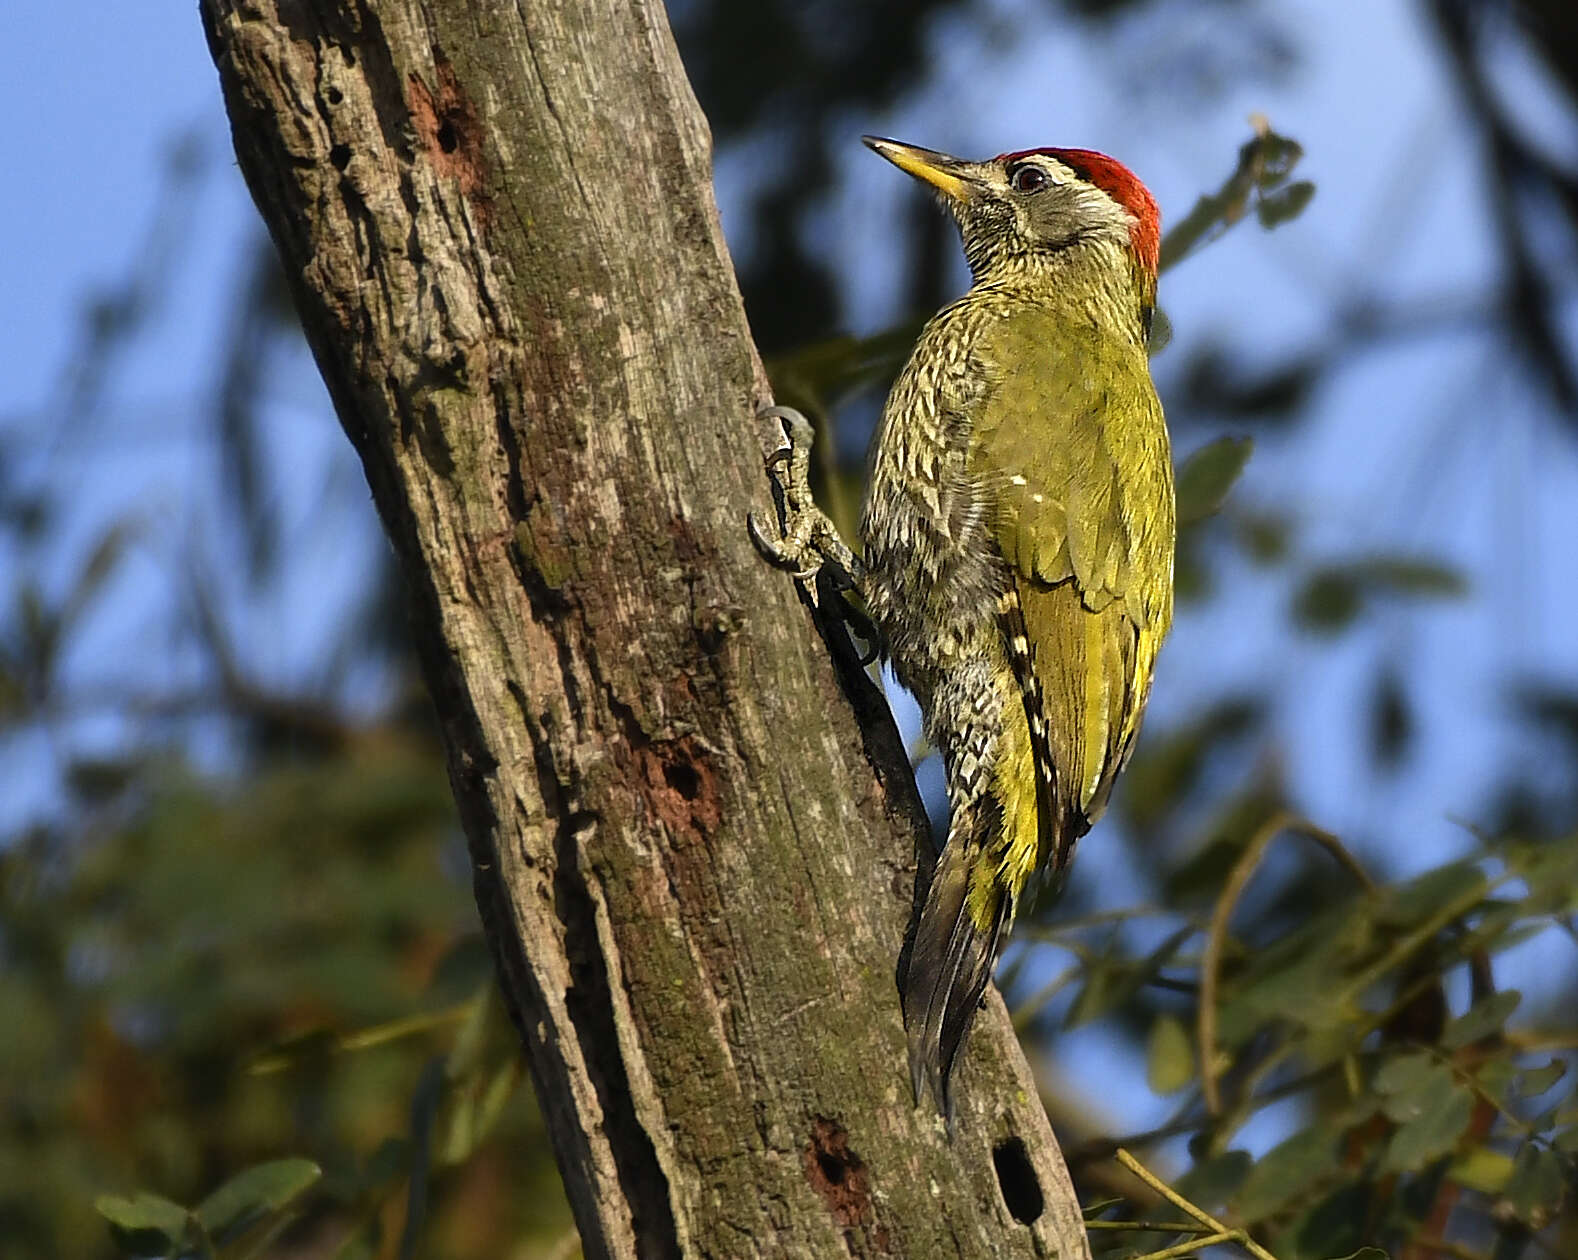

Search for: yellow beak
xmin=862 ymin=136 xmax=973 ymax=202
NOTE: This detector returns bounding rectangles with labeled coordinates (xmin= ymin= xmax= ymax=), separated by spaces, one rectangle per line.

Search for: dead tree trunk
xmin=200 ymin=2 xmax=1090 ymax=1256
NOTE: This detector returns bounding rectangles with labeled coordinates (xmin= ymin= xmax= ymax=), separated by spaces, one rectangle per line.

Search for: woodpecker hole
xmin=804 ymin=1117 xmax=878 ymax=1235
xmin=329 ymin=144 xmax=351 ymax=171
xmin=437 ymin=120 xmax=459 ymax=153
xmin=326 ymin=86 xmax=344 ymax=105
xmin=663 ymin=761 xmax=701 ymax=801
xmin=992 ymin=1137 xmax=1044 ymax=1225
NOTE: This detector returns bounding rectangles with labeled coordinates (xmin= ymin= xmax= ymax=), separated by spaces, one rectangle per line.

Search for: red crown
xmin=995 ymin=147 xmax=1160 ymax=274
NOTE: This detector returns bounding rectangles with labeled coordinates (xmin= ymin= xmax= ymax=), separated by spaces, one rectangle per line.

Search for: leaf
xmin=1376 ymin=859 xmax=1486 ymax=928
xmin=1354 ymin=557 xmax=1467 ymax=597
xmin=400 ymin=1057 xmax=447 ymax=1260
xmin=1293 ymin=557 xmax=1467 ymax=635
xmin=1292 ymin=568 xmax=1363 ymax=633
xmin=1235 ymin=1129 xmax=1340 ymax=1220
xmin=1382 ymin=1082 xmax=1475 ymax=1171
xmin=1235 ymin=511 xmax=1292 ymax=564
xmin=444 ymin=990 xmax=491 ymax=1081
xmin=1516 ymin=1059 xmax=1567 ymax=1098
xmin=1146 ymin=305 xmax=1173 ymax=356
xmin=193 ymin=1157 xmax=321 ymax=1244
xmin=1145 ymin=1015 xmax=1193 ymax=1095
xmin=95 ymin=1192 xmax=193 ymax=1254
xmin=1158 ymin=124 xmax=1305 ymax=269
xmin=1441 ymin=990 xmax=1520 ymax=1049
xmin=1065 ymin=925 xmax=1192 ymax=1027
xmin=1369 ymin=664 xmax=1412 ymax=771
xmin=1256 ymin=179 xmax=1316 ymax=228
xmin=1285 ymin=1181 xmax=1367 ymax=1260
xmin=1449 ymin=1146 xmax=1515 ymax=1194
xmin=1176 ymin=436 xmax=1254 ymax=525
xmin=1173 ymin=1149 xmax=1252 ymax=1212
xmin=1372 ymin=1050 xmax=1440 ymax=1098
xmin=1503 ymin=1145 xmax=1566 ymax=1226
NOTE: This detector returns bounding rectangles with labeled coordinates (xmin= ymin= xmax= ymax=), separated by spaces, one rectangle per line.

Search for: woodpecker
xmin=752 ymin=137 xmax=1174 ymax=1116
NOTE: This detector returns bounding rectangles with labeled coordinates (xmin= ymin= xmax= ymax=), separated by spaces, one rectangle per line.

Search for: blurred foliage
xmin=0 ymin=736 xmax=573 ymax=1259
xmin=1037 ymin=816 xmax=1578 ymax=1260
xmin=5 ymin=1 xmax=1578 ymax=1258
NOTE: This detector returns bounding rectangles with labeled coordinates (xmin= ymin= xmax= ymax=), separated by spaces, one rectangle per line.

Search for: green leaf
xmin=1066 ymin=925 xmax=1191 ymax=1028
xmin=400 ymin=1057 xmax=447 ymax=1260
xmin=1256 ymin=179 xmax=1316 ymax=228
xmin=95 ymin=1192 xmax=194 ymax=1254
xmin=1235 ymin=1129 xmax=1340 ymax=1220
xmin=1382 ymin=1082 xmax=1474 ymax=1171
xmin=1441 ymin=991 xmax=1520 ymax=1049
xmin=1503 ymin=1145 xmax=1566 ymax=1226
xmin=1173 ymin=1149 xmax=1252 ymax=1213
xmin=1354 ymin=557 xmax=1466 ymax=597
xmin=194 ymin=1158 xmax=321 ymax=1244
xmin=1449 ymin=1146 xmax=1515 ymax=1194
xmin=1377 ymin=859 xmax=1486 ymax=927
xmin=1176 ymin=436 xmax=1254 ymax=525
xmin=1373 ymin=1050 xmax=1438 ymax=1098
xmin=1145 ymin=1015 xmax=1193 ymax=1095
xmin=1516 ymin=1059 xmax=1567 ymax=1097
xmin=1293 ymin=557 xmax=1467 ymax=635
xmin=1285 ymin=1182 xmax=1367 ymax=1260
xmin=1293 ymin=568 xmax=1363 ymax=633
xmin=444 ymin=990 xmax=491 ymax=1081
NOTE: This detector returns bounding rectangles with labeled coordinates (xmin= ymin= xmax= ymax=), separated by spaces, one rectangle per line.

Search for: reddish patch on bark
xmin=407 ymin=54 xmax=490 ymax=225
xmin=804 ymin=1117 xmax=889 ymax=1249
xmin=634 ymin=735 xmax=721 ymax=843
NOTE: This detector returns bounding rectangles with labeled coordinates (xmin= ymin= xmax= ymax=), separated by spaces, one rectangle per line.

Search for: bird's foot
xmin=747 ymin=405 xmax=863 ymax=597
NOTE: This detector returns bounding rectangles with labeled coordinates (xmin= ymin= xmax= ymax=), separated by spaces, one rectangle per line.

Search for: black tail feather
xmin=903 ymin=807 xmax=1014 ymax=1120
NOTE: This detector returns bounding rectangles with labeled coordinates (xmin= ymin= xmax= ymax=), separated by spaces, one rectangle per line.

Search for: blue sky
xmin=4 ymin=0 xmax=1576 ymax=1150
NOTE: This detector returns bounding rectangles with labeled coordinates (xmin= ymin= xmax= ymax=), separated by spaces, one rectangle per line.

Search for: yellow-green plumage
xmin=854 ymin=139 xmax=1174 ymax=1115
xmin=967 ymin=305 xmax=1174 ymax=927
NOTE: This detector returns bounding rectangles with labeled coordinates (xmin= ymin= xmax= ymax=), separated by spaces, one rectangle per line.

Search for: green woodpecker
xmin=752 ymin=137 xmax=1173 ymax=1115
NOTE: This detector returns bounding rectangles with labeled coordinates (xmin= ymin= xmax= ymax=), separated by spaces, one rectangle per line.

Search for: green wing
xmin=972 ymin=312 xmax=1174 ymax=835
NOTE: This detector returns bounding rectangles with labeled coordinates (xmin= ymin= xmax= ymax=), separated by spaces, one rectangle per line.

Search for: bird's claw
xmin=748 ymin=403 xmax=864 ymax=607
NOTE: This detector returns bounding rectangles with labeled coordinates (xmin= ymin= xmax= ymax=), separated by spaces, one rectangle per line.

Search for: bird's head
xmin=864 ymin=136 xmax=1160 ymax=314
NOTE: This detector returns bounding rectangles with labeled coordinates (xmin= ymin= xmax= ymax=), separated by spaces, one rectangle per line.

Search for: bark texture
xmin=200 ymin=2 xmax=1091 ymax=1256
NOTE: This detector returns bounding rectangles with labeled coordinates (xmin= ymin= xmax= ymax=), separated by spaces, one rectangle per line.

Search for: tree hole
xmin=816 ymin=1151 xmax=846 ymax=1186
xmin=437 ymin=120 xmax=459 ymax=153
xmin=327 ymin=86 xmax=344 ymax=105
xmin=663 ymin=761 xmax=701 ymax=800
xmin=992 ymin=1137 xmax=1044 ymax=1225
xmin=329 ymin=144 xmax=352 ymax=171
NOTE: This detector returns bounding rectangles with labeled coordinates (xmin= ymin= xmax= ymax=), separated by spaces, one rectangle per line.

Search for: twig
xmin=1115 ymin=1149 xmax=1281 ymax=1260
xmin=1130 ymin=1231 xmax=1237 ymax=1260
xmin=1085 ymin=1219 xmax=1216 ymax=1234
xmin=1199 ymin=811 xmax=1372 ymax=1114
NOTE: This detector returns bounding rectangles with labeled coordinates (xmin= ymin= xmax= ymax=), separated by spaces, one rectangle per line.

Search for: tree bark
xmin=200 ymin=2 xmax=1090 ymax=1256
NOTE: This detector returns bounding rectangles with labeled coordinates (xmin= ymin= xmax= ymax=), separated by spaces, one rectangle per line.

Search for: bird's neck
xmin=969 ymin=237 xmax=1155 ymax=350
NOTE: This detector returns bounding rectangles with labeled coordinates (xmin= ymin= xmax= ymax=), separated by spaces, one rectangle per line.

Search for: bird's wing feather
xmin=972 ymin=313 xmax=1172 ymax=853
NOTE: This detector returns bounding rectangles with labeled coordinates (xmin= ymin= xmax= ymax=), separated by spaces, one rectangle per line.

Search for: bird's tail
xmin=902 ymin=795 xmax=1015 ymax=1120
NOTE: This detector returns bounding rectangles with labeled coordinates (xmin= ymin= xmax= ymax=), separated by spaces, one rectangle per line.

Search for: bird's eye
xmin=1009 ymin=164 xmax=1048 ymax=194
